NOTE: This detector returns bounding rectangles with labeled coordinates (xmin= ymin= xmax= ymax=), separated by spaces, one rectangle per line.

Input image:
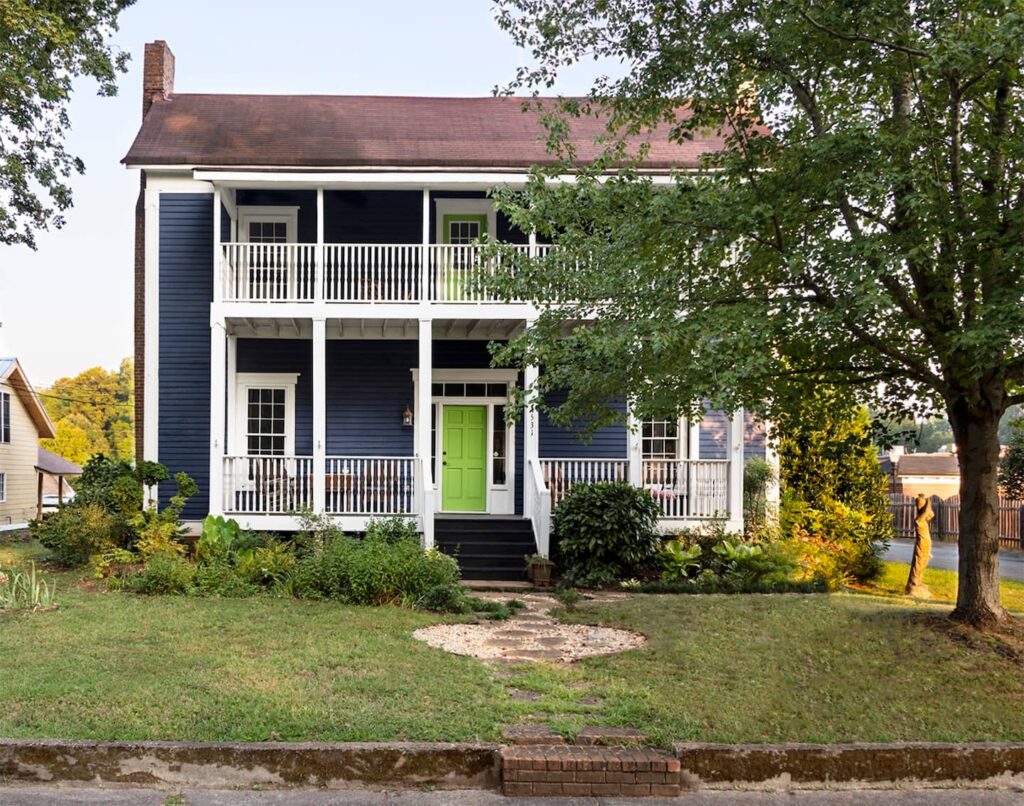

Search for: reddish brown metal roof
xmin=122 ymin=94 xmax=729 ymax=170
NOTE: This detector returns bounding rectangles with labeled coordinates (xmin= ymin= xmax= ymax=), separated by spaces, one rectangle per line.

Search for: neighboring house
xmin=124 ymin=41 xmax=767 ymax=577
xmin=36 ymin=447 xmax=82 ymax=515
xmin=0 ymin=359 xmax=56 ymax=531
xmin=892 ymin=452 xmax=961 ymax=499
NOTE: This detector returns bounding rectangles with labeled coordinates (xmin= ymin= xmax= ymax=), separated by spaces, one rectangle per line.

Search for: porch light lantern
xmin=402 ymin=405 xmax=414 ymax=427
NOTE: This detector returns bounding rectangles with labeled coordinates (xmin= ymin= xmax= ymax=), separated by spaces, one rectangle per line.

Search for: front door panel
xmin=442 ymin=405 xmax=487 ymax=511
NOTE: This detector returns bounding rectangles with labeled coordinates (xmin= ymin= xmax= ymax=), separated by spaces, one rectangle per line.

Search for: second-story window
xmin=0 ymin=391 xmax=10 ymax=444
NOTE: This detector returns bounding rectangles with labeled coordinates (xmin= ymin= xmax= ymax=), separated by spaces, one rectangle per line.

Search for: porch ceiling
xmin=225 ymin=317 xmax=528 ymax=340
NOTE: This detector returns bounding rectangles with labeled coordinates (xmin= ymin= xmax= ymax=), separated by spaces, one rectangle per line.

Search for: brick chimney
xmin=142 ymin=40 xmax=175 ymax=118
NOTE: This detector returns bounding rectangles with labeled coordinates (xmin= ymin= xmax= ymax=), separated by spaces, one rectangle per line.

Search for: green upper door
xmin=441 ymin=405 xmax=488 ymax=512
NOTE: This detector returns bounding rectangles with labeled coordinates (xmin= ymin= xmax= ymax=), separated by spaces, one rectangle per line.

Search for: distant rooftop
xmin=897 ymin=453 xmax=960 ymax=477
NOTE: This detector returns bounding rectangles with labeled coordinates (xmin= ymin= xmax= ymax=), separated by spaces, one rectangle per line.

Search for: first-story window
xmin=0 ymin=391 xmax=9 ymax=443
xmin=642 ymin=419 xmax=679 ymax=460
xmin=0 ymin=472 xmax=6 ymax=503
xmin=246 ymin=388 xmax=286 ymax=456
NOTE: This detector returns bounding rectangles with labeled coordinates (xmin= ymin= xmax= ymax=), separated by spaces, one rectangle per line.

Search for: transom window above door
xmin=443 ymin=214 xmax=487 ymax=245
xmin=237 ymin=206 xmax=298 ymax=244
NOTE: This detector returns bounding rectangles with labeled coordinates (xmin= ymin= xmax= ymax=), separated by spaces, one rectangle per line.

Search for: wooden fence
xmin=888 ymin=494 xmax=1024 ymax=549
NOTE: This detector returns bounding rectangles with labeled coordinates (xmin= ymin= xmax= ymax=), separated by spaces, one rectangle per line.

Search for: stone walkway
xmin=413 ymin=593 xmax=644 ymax=663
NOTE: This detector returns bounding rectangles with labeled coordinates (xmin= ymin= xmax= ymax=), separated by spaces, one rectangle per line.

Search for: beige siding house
xmin=0 ymin=359 xmax=56 ymax=530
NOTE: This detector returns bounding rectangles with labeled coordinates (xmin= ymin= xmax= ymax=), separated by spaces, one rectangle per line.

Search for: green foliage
xmin=293 ymin=509 xmax=347 ymax=558
xmin=197 ymin=515 xmax=243 ymax=564
xmin=659 ymin=540 xmax=702 ymax=582
xmin=553 ymin=482 xmax=661 ymax=587
xmin=999 ymin=419 xmax=1024 ymax=500
xmin=778 ymin=397 xmax=889 ymax=583
xmin=490 ymin=0 xmax=1024 ymax=622
xmin=554 ymin=586 xmax=581 ymax=612
xmin=0 ymin=562 xmax=57 ymax=611
xmin=237 ymin=543 xmax=297 ymax=587
xmin=364 ymin=516 xmax=420 ymax=545
xmin=0 ymin=1 xmax=134 ymax=248
xmin=190 ymin=560 xmax=256 ymax=598
xmin=134 ymin=552 xmax=195 ymax=596
xmin=39 ymin=360 xmax=136 ymax=464
xmin=743 ymin=458 xmax=775 ymax=538
xmin=31 ymin=503 xmax=114 ymax=567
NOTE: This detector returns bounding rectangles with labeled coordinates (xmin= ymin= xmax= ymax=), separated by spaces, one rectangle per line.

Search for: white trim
xmin=189 ymin=170 xmax=685 ymax=189
xmin=142 ymin=174 xmax=214 ymax=193
xmin=237 ymin=206 xmax=299 ymax=244
xmin=312 ymin=318 xmax=327 ymax=513
xmin=434 ymin=198 xmax=497 ymax=245
xmin=233 ymin=372 xmax=300 ymax=457
xmin=411 ymin=368 xmax=518 ymax=384
xmin=143 ymin=187 xmax=161 ymax=469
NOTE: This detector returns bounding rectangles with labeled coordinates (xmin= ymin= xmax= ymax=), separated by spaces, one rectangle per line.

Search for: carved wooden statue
xmin=905 ymin=493 xmax=934 ymax=598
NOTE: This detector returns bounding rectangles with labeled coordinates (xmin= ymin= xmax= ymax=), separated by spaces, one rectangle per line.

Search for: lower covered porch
xmin=207 ymin=322 xmax=745 ymax=554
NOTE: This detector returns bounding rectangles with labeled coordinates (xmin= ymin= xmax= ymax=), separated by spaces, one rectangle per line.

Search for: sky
xmin=0 ymin=0 xmax=614 ymax=386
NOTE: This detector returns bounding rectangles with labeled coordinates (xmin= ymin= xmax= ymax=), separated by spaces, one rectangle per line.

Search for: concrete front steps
xmin=435 ymin=516 xmax=537 ymax=581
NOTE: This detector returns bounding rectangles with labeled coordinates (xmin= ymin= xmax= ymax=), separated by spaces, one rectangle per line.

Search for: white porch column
xmin=417 ymin=318 xmax=435 ymax=547
xmin=315 ymin=187 xmax=325 ymax=303
xmin=729 ymin=408 xmax=746 ymax=530
xmin=420 ymin=188 xmax=430 ymax=303
xmin=212 ymin=187 xmax=222 ymax=305
xmin=209 ymin=318 xmax=227 ymax=516
xmin=226 ymin=334 xmax=237 ymax=454
xmin=627 ymin=407 xmax=642 ymax=487
xmin=764 ymin=419 xmax=781 ymax=525
xmin=312 ymin=318 xmax=327 ymax=514
xmin=687 ymin=417 xmax=700 ymax=518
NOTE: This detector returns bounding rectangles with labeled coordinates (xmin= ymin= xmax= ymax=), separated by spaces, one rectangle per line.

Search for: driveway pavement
xmin=0 ymin=786 xmax=1022 ymax=805
xmin=884 ymin=537 xmax=1024 ymax=581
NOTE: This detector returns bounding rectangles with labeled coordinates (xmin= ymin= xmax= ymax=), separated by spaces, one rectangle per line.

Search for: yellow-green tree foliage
xmin=39 ymin=359 xmax=134 ymax=465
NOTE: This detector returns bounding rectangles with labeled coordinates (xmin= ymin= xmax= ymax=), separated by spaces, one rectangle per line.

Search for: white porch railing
xmin=642 ymin=459 xmax=730 ymax=519
xmin=222 ymin=243 xmax=318 ymax=302
xmin=325 ymin=456 xmax=417 ymax=515
xmin=323 ymin=244 xmax=422 ymax=302
xmin=526 ymin=458 xmax=553 ymax=557
xmin=223 ymin=456 xmax=314 ymax=514
xmin=540 ymin=458 xmax=629 ymax=506
xmin=425 ymin=244 xmax=530 ymax=302
xmin=219 ymin=242 xmax=541 ymax=304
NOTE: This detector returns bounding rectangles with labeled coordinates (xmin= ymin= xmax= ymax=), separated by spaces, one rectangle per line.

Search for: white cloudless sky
xmin=0 ymin=0 xmax=616 ymax=385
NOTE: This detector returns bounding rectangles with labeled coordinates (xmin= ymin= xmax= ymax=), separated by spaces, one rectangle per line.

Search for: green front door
xmin=441 ymin=405 xmax=488 ymax=512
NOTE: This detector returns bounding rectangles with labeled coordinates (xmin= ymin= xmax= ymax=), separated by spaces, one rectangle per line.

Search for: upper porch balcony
xmin=219 ymin=242 xmax=552 ymax=305
xmin=211 ymin=187 xmax=553 ymax=314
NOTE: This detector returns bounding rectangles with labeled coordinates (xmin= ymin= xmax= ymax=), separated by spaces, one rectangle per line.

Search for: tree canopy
xmin=39 ymin=358 xmax=134 ymax=465
xmin=0 ymin=0 xmax=134 ymax=248
xmin=490 ymin=0 xmax=1024 ymax=627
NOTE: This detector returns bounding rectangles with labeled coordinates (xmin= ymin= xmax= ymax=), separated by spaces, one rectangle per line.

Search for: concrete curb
xmin=676 ymin=742 xmax=1024 ymax=789
xmin=0 ymin=740 xmax=500 ymax=791
xmin=3 ymin=739 xmax=1024 ymax=793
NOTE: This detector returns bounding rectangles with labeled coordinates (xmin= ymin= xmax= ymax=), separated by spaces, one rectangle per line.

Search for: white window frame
xmin=0 ymin=391 xmax=9 ymax=444
xmin=237 ymin=206 xmax=299 ymax=244
xmin=642 ymin=418 xmax=683 ymax=461
xmin=0 ymin=472 xmax=6 ymax=503
xmin=233 ymin=373 xmax=299 ymax=458
xmin=434 ymin=198 xmax=497 ymax=245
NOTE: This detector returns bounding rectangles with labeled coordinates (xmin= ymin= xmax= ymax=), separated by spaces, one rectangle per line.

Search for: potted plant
xmin=525 ymin=554 xmax=555 ymax=587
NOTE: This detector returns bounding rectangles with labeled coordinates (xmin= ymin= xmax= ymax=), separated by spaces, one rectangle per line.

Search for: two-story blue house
xmin=124 ymin=41 xmax=765 ymax=578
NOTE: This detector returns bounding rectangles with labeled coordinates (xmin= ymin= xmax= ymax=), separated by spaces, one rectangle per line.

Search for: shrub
xmin=743 ymin=458 xmax=775 ymax=538
xmin=31 ymin=503 xmax=115 ymax=567
xmin=553 ymin=482 xmax=661 ymax=587
xmin=294 ymin=509 xmax=347 ymax=558
xmin=134 ymin=552 xmax=195 ymax=595
xmin=237 ymin=542 xmax=297 ymax=587
xmin=659 ymin=540 xmax=702 ymax=581
xmin=777 ymin=394 xmax=890 ymax=582
xmin=364 ymin=516 xmax=419 ymax=545
xmin=196 ymin=515 xmax=243 ymax=564
xmin=192 ymin=560 xmax=257 ymax=597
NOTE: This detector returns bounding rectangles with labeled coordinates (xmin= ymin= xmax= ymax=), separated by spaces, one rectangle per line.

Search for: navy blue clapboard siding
xmin=326 ymin=191 xmax=422 ymax=243
xmin=158 ymin=193 xmax=213 ymax=520
xmin=696 ymin=409 xmax=768 ymax=461
xmin=538 ymin=391 xmax=629 ymax=459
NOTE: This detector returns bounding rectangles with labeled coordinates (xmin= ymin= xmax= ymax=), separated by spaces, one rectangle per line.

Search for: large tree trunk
xmin=947 ymin=383 xmax=1010 ymax=629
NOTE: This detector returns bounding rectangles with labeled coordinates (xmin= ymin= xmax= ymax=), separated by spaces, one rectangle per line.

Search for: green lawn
xmin=866 ymin=560 xmax=1024 ymax=612
xmin=2 ymin=538 xmax=1023 ymax=746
